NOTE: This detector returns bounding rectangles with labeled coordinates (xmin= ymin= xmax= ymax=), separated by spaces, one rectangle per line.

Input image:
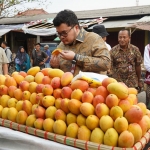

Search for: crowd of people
xmin=0 ymin=9 xmax=150 ymax=108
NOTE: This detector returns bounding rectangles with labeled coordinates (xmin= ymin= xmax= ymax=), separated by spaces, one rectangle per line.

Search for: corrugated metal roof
xmin=0 ymin=5 xmax=149 ymax=24
xmin=75 ymin=5 xmax=150 ymax=19
xmin=128 ymin=16 xmax=150 ymax=31
xmin=88 ymin=19 xmax=138 ymax=29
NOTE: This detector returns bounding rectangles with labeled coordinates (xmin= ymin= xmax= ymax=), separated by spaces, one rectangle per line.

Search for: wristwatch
xmin=73 ymin=54 xmax=77 ymax=61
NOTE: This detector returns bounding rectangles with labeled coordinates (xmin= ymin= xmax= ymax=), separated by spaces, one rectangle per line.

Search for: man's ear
xmin=75 ymin=25 xmax=80 ymax=30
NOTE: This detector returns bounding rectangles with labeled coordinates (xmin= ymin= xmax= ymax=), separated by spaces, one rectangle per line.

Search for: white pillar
xmin=37 ymin=35 xmax=40 ymax=43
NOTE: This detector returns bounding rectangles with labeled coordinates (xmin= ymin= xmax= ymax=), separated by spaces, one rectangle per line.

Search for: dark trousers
xmin=146 ymin=84 xmax=150 ymax=109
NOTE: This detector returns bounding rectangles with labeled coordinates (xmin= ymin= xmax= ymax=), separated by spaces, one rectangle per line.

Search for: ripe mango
xmin=66 ymin=123 xmax=79 ymax=138
xmin=61 ymin=72 xmax=73 ymax=87
xmin=77 ymin=114 xmax=86 ymax=127
xmin=80 ymin=103 xmax=94 ymax=117
xmin=27 ymin=66 xmax=40 ymax=76
xmin=107 ymin=82 xmax=129 ymax=99
xmin=78 ymin=125 xmax=91 ymax=141
xmin=43 ymin=118 xmax=54 ymax=132
xmin=90 ymin=128 xmax=104 ymax=144
xmin=71 ymin=80 xmax=89 ymax=92
xmin=53 ymin=120 xmax=67 ymax=135
xmin=26 ymin=114 xmax=36 ymax=127
xmin=49 ymin=69 xmax=64 ymax=78
xmin=7 ymin=107 xmax=18 ymax=122
xmin=68 ymin=99 xmax=82 ymax=115
xmin=118 ymin=130 xmax=134 ymax=148
xmin=16 ymin=110 xmax=28 ymax=125
xmin=104 ymin=128 xmax=118 ymax=146
xmin=34 ymin=72 xmax=44 ymax=84
xmin=0 ymin=75 xmax=6 ymax=85
xmin=66 ymin=113 xmax=77 ymax=125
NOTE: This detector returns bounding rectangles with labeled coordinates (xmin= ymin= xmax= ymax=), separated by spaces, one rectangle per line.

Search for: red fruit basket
xmin=0 ymin=118 xmax=150 ymax=150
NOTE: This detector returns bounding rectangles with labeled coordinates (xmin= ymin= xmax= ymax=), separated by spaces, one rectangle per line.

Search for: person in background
xmin=44 ymin=45 xmax=51 ymax=68
xmin=31 ymin=43 xmax=49 ymax=70
xmin=1 ymin=41 xmax=12 ymax=63
xmin=93 ymin=24 xmax=111 ymax=75
xmin=0 ymin=47 xmax=9 ymax=75
xmin=144 ymin=43 xmax=150 ymax=109
xmin=15 ymin=46 xmax=30 ymax=72
xmin=50 ymin=9 xmax=111 ymax=75
xmin=93 ymin=24 xmax=111 ymax=51
xmin=11 ymin=50 xmax=16 ymax=61
xmin=8 ymin=50 xmax=16 ymax=74
xmin=110 ymin=29 xmax=143 ymax=89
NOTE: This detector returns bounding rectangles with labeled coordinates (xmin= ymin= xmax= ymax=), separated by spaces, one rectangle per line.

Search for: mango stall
xmin=0 ymin=67 xmax=150 ymax=150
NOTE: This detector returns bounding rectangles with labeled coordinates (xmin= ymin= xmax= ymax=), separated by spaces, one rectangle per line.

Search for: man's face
xmin=56 ymin=23 xmax=78 ymax=45
xmin=35 ymin=45 xmax=40 ymax=51
xmin=118 ymin=30 xmax=130 ymax=47
xmin=44 ymin=47 xmax=48 ymax=50
xmin=1 ymin=43 xmax=4 ymax=48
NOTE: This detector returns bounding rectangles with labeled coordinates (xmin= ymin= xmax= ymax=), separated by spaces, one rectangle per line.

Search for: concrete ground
xmin=137 ymin=91 xmax=146 ymax=103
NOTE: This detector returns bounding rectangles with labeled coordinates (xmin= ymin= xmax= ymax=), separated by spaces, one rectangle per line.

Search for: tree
xmin=0 ymin=0 xmax=49 ymax=17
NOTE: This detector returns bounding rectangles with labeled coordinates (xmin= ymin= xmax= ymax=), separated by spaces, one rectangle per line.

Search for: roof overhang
xmin=127 ymin=16 xmax=150 ymax=31
xmin=0 ymin=24 xmax=24 ymax=37
xmin=0 ymin=29 xmax=11 ymax=37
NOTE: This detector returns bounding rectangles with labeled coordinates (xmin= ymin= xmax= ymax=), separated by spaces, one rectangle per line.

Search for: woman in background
xmin=15 ymin=46 xmax=30 ymax=72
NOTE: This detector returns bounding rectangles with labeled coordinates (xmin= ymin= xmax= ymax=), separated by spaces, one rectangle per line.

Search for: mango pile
xmin=0 ymin=66 xmax=150 ymax=148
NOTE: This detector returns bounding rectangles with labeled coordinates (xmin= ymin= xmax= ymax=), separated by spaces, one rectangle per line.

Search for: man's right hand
xmin=50 ymin=55 xmax=60 ymax=68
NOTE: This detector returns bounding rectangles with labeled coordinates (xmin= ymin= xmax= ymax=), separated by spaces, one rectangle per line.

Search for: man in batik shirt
xmin=110 ymin=29 xmax=143 ymax=88
xmin=50 ymin=10 xmax=111 ymax=75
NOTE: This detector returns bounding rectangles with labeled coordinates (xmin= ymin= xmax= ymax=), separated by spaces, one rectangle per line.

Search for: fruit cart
xmin=0 ymin=68 xmax=150 ymax=150
xmin=0 ymin=118 xmax=150 ymax=150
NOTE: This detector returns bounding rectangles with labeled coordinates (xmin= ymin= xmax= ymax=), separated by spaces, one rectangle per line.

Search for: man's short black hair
xmin=119 ymin=29 xmax=131 ymax=37
xmin=2 ymin=41 xmax=8 ymax=46
xmin=35 ymin=43 xmax=41 ymax=46
xmin=53 ymin=9 xmax=79 ymax=27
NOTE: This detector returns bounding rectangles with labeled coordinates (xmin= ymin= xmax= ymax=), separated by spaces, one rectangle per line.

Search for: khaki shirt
xmin=110 ymin=44 xmax=142 ymax=87
xmin=0 ymin=47 xmax=9 ymax=74
xmin=57 ymin=28 xmax=111 ymax=76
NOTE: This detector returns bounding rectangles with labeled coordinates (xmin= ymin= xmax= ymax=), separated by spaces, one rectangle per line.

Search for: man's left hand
xmin=39 ymin=62 xmax=44 ymax=65
xmin=137 ymin=80 xmax=143 ymax=93
xmin=60 ymin=50 xmax=75 ymax=60
xmin=138 ymin=81 xmax=143 ymax=88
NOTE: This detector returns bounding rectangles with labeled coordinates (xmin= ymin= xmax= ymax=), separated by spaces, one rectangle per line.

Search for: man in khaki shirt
xmin=0 ymin=47 xmax=9 ymax=75
xmin=50 ymin=10 xmax=111 ymax=75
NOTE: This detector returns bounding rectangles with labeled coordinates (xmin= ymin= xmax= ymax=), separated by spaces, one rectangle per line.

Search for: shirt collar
xmin=75 ymin=28 xmax=86 ymax=43
xmin=119 ymin=43 xmax=130 ymax=51
xmin=4 ymin=47 xmax=9 ymax=50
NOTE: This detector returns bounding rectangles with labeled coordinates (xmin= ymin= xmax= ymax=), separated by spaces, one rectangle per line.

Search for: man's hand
xmin=138 ymin=80 xmax=143 ymax=88
xmin=39 ymin=62 xmax=44 ymax=65
xmin=136 ymin=80 xmax=143 ymax=93
xmin=50 ymin=55 xmax=60 ymax=68
xmin=60 ymin=50 xmax=75 ymax=60
xmin=3 ymin=63 xmax=8 ymax=75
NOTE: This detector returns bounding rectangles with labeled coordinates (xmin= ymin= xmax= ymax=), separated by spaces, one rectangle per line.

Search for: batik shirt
xmin=57 ymin=28 xmax=111 ymax=76
xmin=110 ymin=44 xmax=142 ymax=87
